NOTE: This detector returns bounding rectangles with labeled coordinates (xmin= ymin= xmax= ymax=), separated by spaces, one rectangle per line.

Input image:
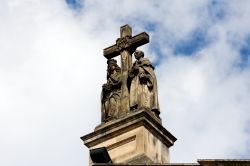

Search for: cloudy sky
xmin=1 ymin=0 xmax=250 ymax=165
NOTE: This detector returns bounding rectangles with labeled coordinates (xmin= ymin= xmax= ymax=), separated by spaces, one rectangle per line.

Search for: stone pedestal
xmin=81 ymin=110 xmax=177 ymax=165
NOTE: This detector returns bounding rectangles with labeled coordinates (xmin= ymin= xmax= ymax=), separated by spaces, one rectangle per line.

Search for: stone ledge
xmin=81 ymin=109 xmax=177 ymax=148
xmin=197 ymin=159 xmax=250 ymax=166
xmin=92 ymin=164 xmax=199 ymax=166
xmin=95 ymin=108 xmax=162 ymax=131
xmin=92 ymin=159 xmax=250 ymax=166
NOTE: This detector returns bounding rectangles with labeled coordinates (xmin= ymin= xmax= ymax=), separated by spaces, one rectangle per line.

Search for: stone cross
xmin=103 ymin=24 xmax=149 ymax=115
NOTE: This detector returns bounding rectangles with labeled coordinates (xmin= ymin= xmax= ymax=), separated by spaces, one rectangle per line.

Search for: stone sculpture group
xmin=101 ymin=25 xmax=160 ymax=123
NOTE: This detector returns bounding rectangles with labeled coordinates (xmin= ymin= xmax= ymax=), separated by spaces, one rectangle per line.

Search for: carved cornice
xmin=81 ymin=109 xmax=177 ymax=148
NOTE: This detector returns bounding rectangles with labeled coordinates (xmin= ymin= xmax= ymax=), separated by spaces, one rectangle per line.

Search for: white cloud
xmin=0 ymin=0 xmax=250 ymax=165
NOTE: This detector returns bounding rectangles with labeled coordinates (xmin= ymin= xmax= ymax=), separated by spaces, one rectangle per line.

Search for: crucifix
xmin=103 ymin=24 xmax=149 ymax=116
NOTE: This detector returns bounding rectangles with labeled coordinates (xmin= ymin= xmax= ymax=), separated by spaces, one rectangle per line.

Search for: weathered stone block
xmin=81 ymin=109 xmax=176 ymax=165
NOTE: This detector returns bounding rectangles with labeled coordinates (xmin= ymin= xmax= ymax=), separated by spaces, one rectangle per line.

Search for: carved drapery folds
xmin=101 ymin=59 xmax=122 ymax=122
xmin=128 ymin=50 xmax=160 ymax=117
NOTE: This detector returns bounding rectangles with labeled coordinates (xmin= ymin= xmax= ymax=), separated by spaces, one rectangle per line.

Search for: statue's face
xmin=109 ymin=64 xmax=116 ymax=71
xmin=134 ymin=52 xmax=141 ymax=60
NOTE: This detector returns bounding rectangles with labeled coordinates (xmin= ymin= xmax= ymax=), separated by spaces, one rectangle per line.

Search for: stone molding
xmin=81 ymin=109 xmax=177 ymax=148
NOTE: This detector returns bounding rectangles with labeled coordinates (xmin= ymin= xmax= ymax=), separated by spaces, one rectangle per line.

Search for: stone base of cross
xmin=103 ymin=24 xmax=149 ymax=116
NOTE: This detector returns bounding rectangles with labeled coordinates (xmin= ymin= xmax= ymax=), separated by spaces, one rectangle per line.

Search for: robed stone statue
xmin=128 ymin=50 xmax=160 ymax=117
xmin=101 ymin=59 xmax=122 ymax=122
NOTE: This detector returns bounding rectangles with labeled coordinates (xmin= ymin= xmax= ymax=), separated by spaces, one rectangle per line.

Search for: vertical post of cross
xmin=119 ymin=25 xmax=132 ymax=115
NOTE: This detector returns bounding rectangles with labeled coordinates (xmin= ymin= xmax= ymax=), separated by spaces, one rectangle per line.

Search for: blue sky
xmin=0 ymin=0 xmax=250 ymax=166
xmin=66 ymin=0 xmax=82 ymax=9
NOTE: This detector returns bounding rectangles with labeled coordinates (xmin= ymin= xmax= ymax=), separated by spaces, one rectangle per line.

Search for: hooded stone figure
xmin=101 ymin=59 xmax=121 ymax=122
xmin=128 ymin=50 xmax=160 ymax=117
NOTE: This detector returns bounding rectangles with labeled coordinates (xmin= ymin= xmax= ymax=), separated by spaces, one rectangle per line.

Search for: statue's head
xmin=107 ymin=59 xmax=117 ymax=66
xmin=134 ymin=50 xmax=144 ymax=60
xmin=107 ymin=59 xmax=120 ymax=72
